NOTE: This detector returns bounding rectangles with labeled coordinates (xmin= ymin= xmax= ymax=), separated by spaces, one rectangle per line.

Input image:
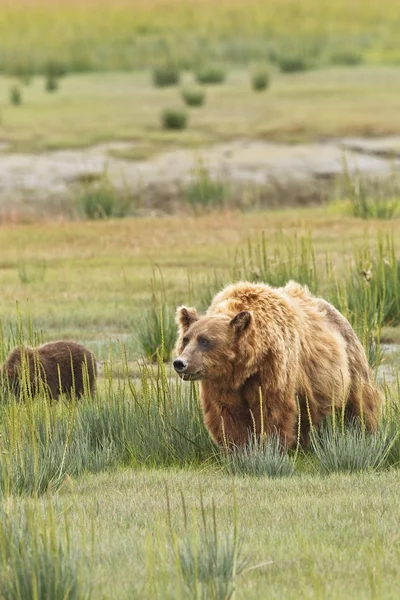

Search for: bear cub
xmin=1 ymin=340 xmax=97 ymax=401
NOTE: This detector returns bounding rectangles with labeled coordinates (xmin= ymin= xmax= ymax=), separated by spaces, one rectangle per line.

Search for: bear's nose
xmin=173 ymin=359 xmax=187 ymax=373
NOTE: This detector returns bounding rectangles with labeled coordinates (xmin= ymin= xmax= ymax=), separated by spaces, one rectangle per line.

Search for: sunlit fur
xmin=175 ymin=281 xmax=380 ymax=449
xmin=1 ymin=341 xmax=97 ymax=401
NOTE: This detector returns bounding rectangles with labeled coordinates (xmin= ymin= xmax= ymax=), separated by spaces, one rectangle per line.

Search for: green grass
xmin=1 ymin=67 xmax=400 ymax=151
xmin=1 ymin=0 xmax=400 ymax=75
xmin=2 ymin=468 xmax=398 ymax=599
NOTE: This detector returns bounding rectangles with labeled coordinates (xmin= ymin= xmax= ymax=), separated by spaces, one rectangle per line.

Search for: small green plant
xmin=181 ymin=86 xmax=206 ymax=106
xmin=0 ymin=503 xmax=91 ymax=599
xmin=232 ymin=231 xmax=319 ymax=293
xmin=310 ymin=418 xmax=398 ymax=474
xmin=17 ymin=260 xmax=46 ymax=285
xmin=75 ymin=173 xmax=130 ymax=219
xmin=136 ymin=303 xmax=177 ymax=362
xmin=277 ymin=54 xmax=308 ymax=73
xmin=45 ymin=74 xmax=58 ymax=92
xmin=342 ymin=169 xmax=400 ymax=219
xmin=161 ymin=107 xmax=188 ymax=130
xmin=166 ymin=491 xmax=247 ymax=600
xmin=43 ymin=58 xmax=68 ymax=79
xmin=9 ymin=84 xmax=22 ymax=105
xmin=184 ymin=165 xmax=226 ymax=210
xmin=152 ymin=64 xmax=180 ymax=87
xmin=330 ymin=50 xmax=363 ymax=66
xmin=195 ymin=65 xmax=226 ymax=84
xmin=221 ymin=434 xmax=295 ymax=478
xmin=251 ymin=66 xmax=270 ymax=91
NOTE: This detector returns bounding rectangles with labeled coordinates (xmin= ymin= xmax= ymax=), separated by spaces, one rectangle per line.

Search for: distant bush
xmin=45 ymin=75 xmax=58 ymax=92
xmin=251 ymin=66 xmax=270 ymax=91
xmin=43 ymin=58 xmax=68 ymax=79
xmin=161 ymin=107 xmax=188 ymax=130
xmin=195 ymin=65 xmax=226 ymax=84
xmin=9 ymin=84 xmax=22 ymax=105
xmin=184 ymin=165 xmax=226 ymax=209
xmin=75 ymin=173 xmax=131 ymax=219
xmin=181 ymin=87 xmax=205 ymax=107
xmin=277 ymin=54 xmax=308 ymax=73
xmin=330 ymin=50 xmax=363 ymax=66
xmin=152 ymin=64 xmax=180 ymax=87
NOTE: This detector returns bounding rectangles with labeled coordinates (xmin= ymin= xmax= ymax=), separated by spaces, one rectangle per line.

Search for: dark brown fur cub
xmin=1 ymin=340 xmax=97 ymax=400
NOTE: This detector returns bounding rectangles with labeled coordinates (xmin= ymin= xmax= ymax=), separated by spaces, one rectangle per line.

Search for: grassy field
xmin=1 ymin=67 xmax=400 ymax=151
xmin=0 ymin=209 xmax=400 ymax=598
xmin=1 ymin=3 xmax=400 ymax=597
xmin=0 ymin=0 xmax=400 ymax=75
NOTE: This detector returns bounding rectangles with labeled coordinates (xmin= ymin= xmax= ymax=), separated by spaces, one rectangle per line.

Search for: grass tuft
xmin=152 ymin=64 xmax=180 ymax=87
xmin=221 ymin=434 xmax=295 ymax=478
xmin=195 ymin=65 xmax=226 ymax=84
xmin=181 ymin=86 xmax=206 ymax=107
xmin=161 ymin=107 xmax=188 ymax=130
xmin=251 ymin=65 xmax=270 ymax=91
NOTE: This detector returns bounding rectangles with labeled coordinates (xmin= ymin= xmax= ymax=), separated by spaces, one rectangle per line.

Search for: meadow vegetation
xmin=0 ymin=2 xmax=400 ymax=597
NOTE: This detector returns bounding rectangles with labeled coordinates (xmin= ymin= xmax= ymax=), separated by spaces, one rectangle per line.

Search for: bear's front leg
xmin=244 ymin=381 xmax=299 ymax=449
xmin=200 ymin=383 xmax=253 ymax=448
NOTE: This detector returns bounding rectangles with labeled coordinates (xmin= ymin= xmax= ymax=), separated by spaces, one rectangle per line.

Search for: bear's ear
xmin=176 ymin=306 xmax=199 ymax=332
xmin=230 ymin=311 xmax=252 ymax=335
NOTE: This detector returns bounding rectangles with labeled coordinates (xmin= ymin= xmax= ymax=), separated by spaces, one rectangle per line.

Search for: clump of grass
xmin=166 ymin=492 xmax=247 ymax=600
xmin=45 ymin=75 xmax=58 ymax=92
xmin=342 ymin=166 xmax=400 ymax=219
xmin=152 ymin=64 xmax=180 ymax=87
xmin=221 ymin=434 xmax=295 ymax=478
xmin=232 ymin=231 xmax=319 ymax=293
xmin=330 ymin=50 xmax=363 ymax=66
xmin=17 ymin=260 xmax=46 ymax=285
xmin=75 ymin=173 xmax=130 ymax=219
xmin=0 ymin=502 xmax=91 ymax=600
xmin=136 ymin=303 xmax=177 ymax=362
xmin=181 ymin=86 xmax=205 ymax=107
xmin=184 ymin=164 xmax=226 ymax=210
xmin=310 ymin=418 xmax=398 ymax=474
xmin=276 ymin=54 xmax=309 ymax=73
xmin=161 ymin=107 xmax=188 ymax=130
xmin=195 ymin=64 xmax=226 ymax=84
xmin=331 ymin=234 xmax=400 ymax=332
xmin=9 ymin=84 xmax=22 ymax=106
xmin=43 ymin=58 xmax=67 ymax=93
xmin=251 ymin=66 xmax=270 ymax=91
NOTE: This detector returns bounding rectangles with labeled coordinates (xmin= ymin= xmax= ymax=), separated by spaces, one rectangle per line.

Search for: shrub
xmin=310 ymin=418 xmax=397 ymax=474
xmin=9 ymin=84 xmax=22 ymax=106
xmin=330 ymin=50 xmax=363 ymax=66
xmin=75 ymin=174 xmax=130 ymax=219
xmin=184 ymin=165 xmax=226 ymax=209
xmin=181 ymin=86 xmax=206 ymax=106
xmin=43 ymin=58 xmax=68 ymax=79
xmin=251 ymin=66 xmax=270 ymax=91
xmin=277 ymin=54 xmax=308 ymax=73
xmin=221 ymin=434 xmax=295 ymax=478
xmin=195 ymin=65 xmax=226 ymax=84
xmin=152 ymin=64 xmax=180 ymax=87
xmin=45 ymin=74 xmax=58 ymax=92
xmin=161 ymin=107 xmax=188 ymax=130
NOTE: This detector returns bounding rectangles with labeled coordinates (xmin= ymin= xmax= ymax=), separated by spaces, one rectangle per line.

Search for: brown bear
xmin=1 ymin=340 xmax=97 ymax=401
xmin=174 ymin=281 xmax=380 ymax=449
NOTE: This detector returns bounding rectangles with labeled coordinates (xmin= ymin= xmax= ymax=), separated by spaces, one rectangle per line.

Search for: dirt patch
xmin=0 ymin=137 xmax=399 ymax=217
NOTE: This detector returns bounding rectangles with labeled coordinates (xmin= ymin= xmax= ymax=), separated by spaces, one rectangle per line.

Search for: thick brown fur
xmin=1 ymin=340 xmax=97 ymax=401
xmin=174 ymin=281 xmax=380 ymax=449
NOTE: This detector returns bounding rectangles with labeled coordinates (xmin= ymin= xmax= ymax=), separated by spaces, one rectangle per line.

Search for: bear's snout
xmin=173 ymin=358 xmax=187 ymax=374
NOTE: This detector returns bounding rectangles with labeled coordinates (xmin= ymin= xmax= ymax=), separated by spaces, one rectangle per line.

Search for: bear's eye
xmin=198 ymin=336 xmax=211 ymax=349
xmin=182 ymin=336 xmax=189 ymax=348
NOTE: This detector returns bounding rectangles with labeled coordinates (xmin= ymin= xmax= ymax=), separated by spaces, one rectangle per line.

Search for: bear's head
xmin=174 ymin=306 xmax=255 ymax=386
